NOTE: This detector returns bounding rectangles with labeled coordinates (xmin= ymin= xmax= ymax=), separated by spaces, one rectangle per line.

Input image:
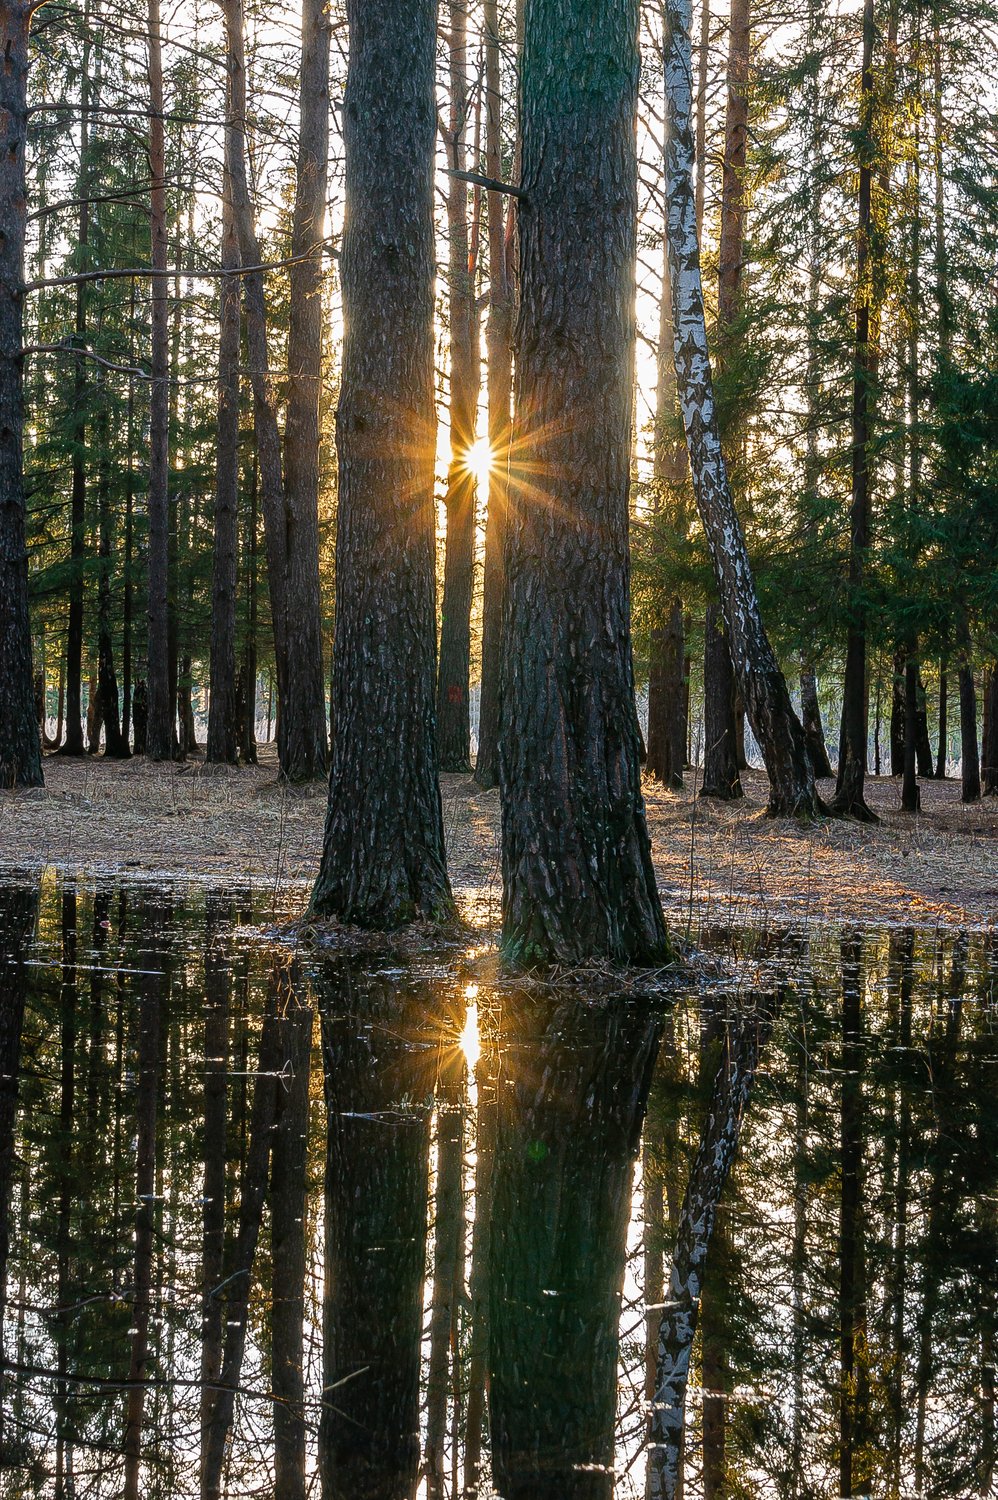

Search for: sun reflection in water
xmin=460 ymin=982 xmax=481 ymax=1071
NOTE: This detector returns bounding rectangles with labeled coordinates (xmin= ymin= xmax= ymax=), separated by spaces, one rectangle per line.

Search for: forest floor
xmin=1 ymin=747 xmax=995 ymax=934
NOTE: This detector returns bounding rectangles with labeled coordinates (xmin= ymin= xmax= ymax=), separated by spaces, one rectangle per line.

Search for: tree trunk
xmin=280 ymin=0 xmax=331 ymax=782
xmin=498 ymin=0 xmax=668 ymax=966
xmin=318 ymin=972 xmax=434 ymax=1500
xmin=436 ymin=0 xmax=480 ymax=773
xmin=935 ymin=662 xmax=947 ymax=778
xmin=890 ymin=645 xmax=905 ymax=776
xmin=982 ymin=664 xmax=998 ymax=796
xmin=206 ymin=151 xmax=241 ymax=765
xmin=957 ymin=625 xmax=980 ymax=802
xmin=0 ymin=1 xmax=43 ymax=789
xmin=95 ymin=404 xmax=127 ymax=756
xmin=901 ymin=649 xmax=921 ymax=812
xmin=473 ymin=0 xmax=514 ymax=791
xmin=489 ymin=992 xmax=662 ymax=1500
xmin=647 ymin=996 xmax=776 ymax=1500
xmin=664 ymin=0 xmax=821 ymax=819
xmin=647 ymin=596 xmax=686 ymax=789
xmin=830 ymin=0 xmax=877 ymax=821
xmin=700 ymin=603 xmax=743 ymax=801
xmin=239 ymin=458 xmax=259 ymax=765
xmin=145 ymin=0 xmax=173 ymax=761
xmin=801 ymin=664 xmax=833 ymax=778
xmin=310 ymin=0 xmax=453 ymax=929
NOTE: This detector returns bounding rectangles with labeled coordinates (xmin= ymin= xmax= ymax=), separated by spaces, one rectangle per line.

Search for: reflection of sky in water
xmin=2 ymin=874 xmax=995 ymax=1498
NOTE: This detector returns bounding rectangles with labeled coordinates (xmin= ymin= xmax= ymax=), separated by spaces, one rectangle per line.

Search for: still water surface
xmin=0 ymin=875 xmax=995 ymax=1498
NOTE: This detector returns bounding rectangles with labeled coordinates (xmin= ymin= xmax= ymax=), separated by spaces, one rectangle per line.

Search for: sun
xmin=462 ymin=436 xmax=494 ymax=486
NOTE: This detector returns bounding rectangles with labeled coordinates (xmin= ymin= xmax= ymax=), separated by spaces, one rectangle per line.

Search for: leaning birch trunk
xmin=662 ymin=0 xmax=821 ymax=818
xmin=646 ymin=996 xmax=775 ymax=1500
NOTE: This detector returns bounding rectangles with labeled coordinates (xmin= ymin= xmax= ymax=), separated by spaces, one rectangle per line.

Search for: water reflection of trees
xmin=3 ymin=878 xmax=997 ymax=1499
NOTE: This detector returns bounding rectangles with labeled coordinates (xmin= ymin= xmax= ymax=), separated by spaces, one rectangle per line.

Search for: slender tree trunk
xmin=935 ymin=662 xmax=947 ymax=778
xmin=146 ymin=0 xmax=173 ymax=761
xmin=437 ymin=0 xmax=480 ymax=773
xmin=0 ymin=1 xmax=43 ymax=788
xmin=270 ymin=973 xmax=313 ymax=1500
xmin=958 ymin=655 xmax=980 ymax=802
xmin=311 ymin=0 xmax=453 ymax=928
xmin=498 ymin=0 xmax=668 ymax=966
xmin=700 ymin=603 xmax=742 ymax=800
xmin=280 ymin=0 xmax=331 ymax=781
xmin=890 ymin=646 xmax=905 ymax=775
xmin=474 ymin=0 xmax=514 ymax=791
xmin=122 ymin=387 xmax=134 ymax=752
xmin=830 ymin=0 xmax=877 ymax=821
xmin=664 ymin=0 xmax=821 ymax=819
xmin=122 ymin=941 xmax=164 ymax=1500
xmin=801 ymin=665 xmax=833 ymax=777
xmin=239 ymin=457 xmax=259 ymax=765
xmin=901 ymin=648 xmax=920 ymax=812
xmin=206 ymin=151 xmax=241 ymax=765
xmin=95 ymin=403 xmax=126 ymax=756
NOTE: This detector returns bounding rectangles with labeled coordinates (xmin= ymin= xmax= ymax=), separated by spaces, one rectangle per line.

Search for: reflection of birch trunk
xmin=0 ymin=886 xmax=36 ymax=1453
xmin=489 ymin=994 xmax=662 ymax=1500
xmin=123 ymin=908 xmax=166 ymax=1500
xmin=319 ymin=970 xmax=434 ymax=1500
xmin=647 ymin=995 xmax=775 ymax=1500
xmin=270 ymin=971 xmax=314 ymax=1500
xmin=425 ymin=1052 xmax=466 ymax=1498
xmin=201 ymin=978 xmax=284 ymax=1500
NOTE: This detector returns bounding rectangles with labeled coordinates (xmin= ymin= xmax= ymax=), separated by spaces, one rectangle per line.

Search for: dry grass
xmin=1 ymin=748 xmax=995 ymax=932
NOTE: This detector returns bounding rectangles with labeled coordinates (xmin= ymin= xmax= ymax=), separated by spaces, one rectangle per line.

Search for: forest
xmin=0 ymin=0 xmax=996 ymax=1494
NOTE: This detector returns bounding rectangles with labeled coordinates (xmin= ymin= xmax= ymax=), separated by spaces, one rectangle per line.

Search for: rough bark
xmin=280 ymin=0 xmax=331 ymax=781
xmin=498 ymin=0 xmax=669 ymax=966
xmin=801 ymin=664 xmax=833 ymax=778
xmin=983 ymin=664 xmax=998 ymax=796
xmin=890 ymin=647 xmax=904 ymax=775
xmin=311 ymin=0 xmax=453 ymax=928
xmin=957 ymin=623 xmax=980 ymax=802
xmin=436 ymin=0 xmax=480 ymax=773
xmin=664 ymin=0 xmax=821 ymax=819
xmin=901 ymin=649 xmax=921 ymax=813
xmin=830 ymin=0 xmax=877 ymax=821
xmin=95 ymin=404 xmax=127 ymax=756
xmin=0 ymin=1 xmax=43 ymax=788
xmin=700 ymin=603 xmax=743 ymax=800
xmin=646 ymin=996 xmax=776 ymax=1500
xmin=206 ymin=150 xmax=241 ymax=765
xmin=145 ymin=0 xmax=172 ymax=760
xmin=489 ymin=992 xmax=663 ymax=1500
xmin=474 ymin=0 xmax=514 ymax=790
xmin=318 ymin=970 xmax=434 ymax=1500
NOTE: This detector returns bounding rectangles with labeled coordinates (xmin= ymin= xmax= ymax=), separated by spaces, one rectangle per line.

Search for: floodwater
xmin=0 ymin=874 xmax=995 ymax=1498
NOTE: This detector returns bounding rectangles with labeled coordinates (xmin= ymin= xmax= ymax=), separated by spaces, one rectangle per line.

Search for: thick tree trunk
xmin=958 ymin=633 xmax=981 ymax=803
xmin=489 ymin=992 xmax=662 ymax=1500
xmin=830 ymin=0 xmax=877 ymax=821
xmin=498 ymin=0 xmax=668 ymax=966
xmin=318 ymin=972 xmax=434 ymax=1500
xmin=145 ymin=0 xmax=173 ymax=761
xmin=0 ymin=2 xmax=43 ymax=789
xmin=436 ymin=0 xmax=480 ymax=773
xmin=801 ymin=664 xmax=833 ymax=778
xmin=311 ymin=0 xmax=453 ymax=928
xmin=701 ymin=603 xmax=742 ymax=800
xmin=206 ymin=154 xmax=241 ymax=765
xmin=280 ymin=0 xmax=331 ymax=782
xmin=983 ymin=664 xmax=998 ymax=796
xmin=664 ymin=0 xmax=821 ymax=819
xmin=647 ymin=997 xmax=776 ymax=1500
xmin=474 ymin=0 xmax=514 ymax=791
xmin=647 ymin=597 xmax=686 ymax=789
